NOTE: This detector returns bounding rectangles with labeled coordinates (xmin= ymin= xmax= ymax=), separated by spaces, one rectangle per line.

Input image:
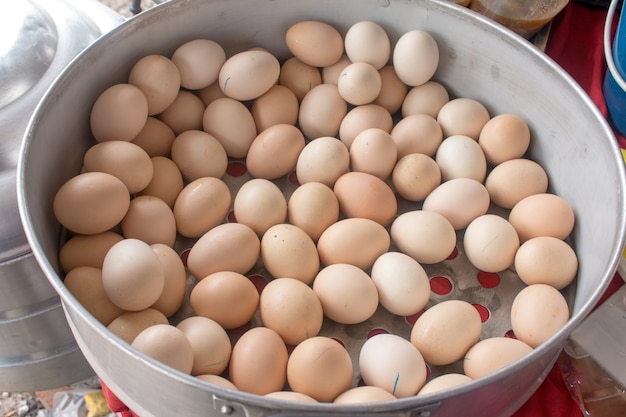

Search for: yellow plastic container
xmin=470 ymin=0 xmax=569 ymax=39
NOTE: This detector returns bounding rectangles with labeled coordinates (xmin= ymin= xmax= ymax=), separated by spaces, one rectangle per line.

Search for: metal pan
xmin=18 ymin=0 xmax=626 ymax=414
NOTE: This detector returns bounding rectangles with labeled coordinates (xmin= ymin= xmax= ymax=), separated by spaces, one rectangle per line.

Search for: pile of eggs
xmin=52 ymin=19 xmax=578 ymax=403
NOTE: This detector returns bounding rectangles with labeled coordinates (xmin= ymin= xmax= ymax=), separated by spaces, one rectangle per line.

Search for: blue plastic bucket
xmin=604 ymin=0 xmax=626 ymax=136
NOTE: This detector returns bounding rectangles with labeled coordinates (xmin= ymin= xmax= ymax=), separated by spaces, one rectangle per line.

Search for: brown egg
xmin=278 ymin=57 xmax=322 ymax=101
xmin=344 ymin=20 xmax=391 ymax=70
xmin=195 ymin=81 xmax=227 ymax=107
xmin=390 ymin=210 xmax=456 ymax=264
xmin=259 ymin=277 xmax=324 ymax=345
xmin=317 ymin=218 xmax=390 ymax=270
xmin=511 ymin=283 xmax=570 ymax=348
xmin=422 ymin=178 xmax=490 ymax=230
xmin=107 ymin=308 xmax=169 ymax=344
xmin=197 ymin=374 xmax=238 ymax=390
xmin=287 ymin=336 xmax=353 ymax=402
xmin=173 ymin=177 xmax=231 ymax=238
xmin=463 ymin=214 xmax=520 ymax=273
xmin=463 ymin=337 xmax=533 ymax=379
xmin=337 ymin=62 xmax=382 ymax=105
xmin=392 ymin=153 xmax=441 ymax=202
xmin=359 ymin=333 xmax=427 ymax=397
xmin=313 ymin=263 xmax=378 ymax=324
xmin=83 ymin=140 xmax=154 ymax=194
xmin=339 ymin=104 xmax=393 ymax=149
xmin=150 ymin=243 xmax=187 ymax=317
xmin=334 ymin=386 xmax=396 ymax=404
xmin=137 ymin=156 xmax=184 ymax=209
xmin=246 ymin=124 xmax=306 ymax=179
xmin=435 ymin=135 xmax=487 ymax=182
xmin=171 ymin=39 xmax=226 ymax=90
xmin=203 ymin=97 xmax=257 ymax=158
xmin=322 ymin=55 xmax=352 ymax=85
xmin=418 ymin=374 xmax=473 ymax=395
xmin=131 ymin=117 xmax=176 ymax=157
xmin=177 ymin=316 xmax=232 ymax=376
xmin=295 ymin=136 xmax=350 ymax=187
xmin=370 ymin=251 xmax=431 ymax=317
xmin=390 ymin=113 xmax=443 ymax=158
xmin=373 ymin=65 xmax=408 ymax=115
xmin=121 ymin=196 xmax=176 ymax=247
xmin=298 ymin=83 xmax=347 ymax=140
xmin=261 ymin=224 xmax=319 ymax=284
xmin=131 ymin=324 xmax=194 ymax=374
xmin=189 ymin=271 xmax=259 ymax=329
xmin=64 ymin=266 xmax=124 ymax=326
xmin=102 ymin=238 xmax=165 ymax=311
xmin=514 ymin=236 xmax=578 ymax=289
xmin=285 ymin=21 xmax=344 ymax=67
xmin=229 ymin=327 xmax=289 ymax=395
xmin=402 ymin=80 xmax=450 ymax=119
xmin=410 ymin=300 xmax=482 ymax=366
xmin=437 ymin=97 xmax=491 ymax=140
xmin=158 ymin=90 xmax=205 ymax=135
xmin=333 ymin=171 xmax=397 ymax=227
xmin=170 ymin=130 xmax=228 ymax=182
xmin=479 ymin=114 xmax=531 ymax=165
xmin=265 ymin=391 xmax=317 ymax=402
xmin=218 ymin=50 xmax=280 ymax=101
xmin=59 ymin=231 xmax=124 ymax=273
xmin=251 ymin=85 xmax=299 ymax=131
xmin=186 ymin=222 xmax=260 ymax=279
xmin=508 ymin=193 xmax=575 ymax=242
xmin=53 ymin=172 xmax=130 ymax=235
xmin=233 ymin=178 xmax=287 ymax=237
xmin=349 ymin=128 xmax=397 ymax=180
xmin=485 ymin=158 xmax=549 ymax=209
xmin=90 ymin=83 xmax=148 ymax=143
xmin=287 ymin=182 xmax=339 ymax=241
xmin=128 ymin=54 xmax=181 ymax=116
xmin=392 ymin=29 xmax=439 ymax=87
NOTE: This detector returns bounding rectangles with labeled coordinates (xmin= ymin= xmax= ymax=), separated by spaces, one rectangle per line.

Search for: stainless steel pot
xmin=17 ymin=0 xmax=626 ymax=415
xmin=0 ymin=0 xmax=122 ymax=392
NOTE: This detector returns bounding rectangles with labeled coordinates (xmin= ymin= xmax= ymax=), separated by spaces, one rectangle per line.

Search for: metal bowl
xmin=18 ymin=0 xmax=626 ymax=415
xmin=0 ymin=0 xmax=122 ymax=392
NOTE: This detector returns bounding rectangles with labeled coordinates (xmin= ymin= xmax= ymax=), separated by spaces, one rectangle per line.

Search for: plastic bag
xmin=51 ymin=389 xmax=116 ymax=417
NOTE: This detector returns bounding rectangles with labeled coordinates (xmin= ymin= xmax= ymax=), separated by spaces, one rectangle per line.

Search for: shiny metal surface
xmin=0 ymin=1 xmax=57 ymax=111
xmin=18 ymin=0 xmax=626 ymax=414
xmin=0 ymin=0 xmax=122 ymax=260
xmin=0 ymin=0 xmax=123 ymax=393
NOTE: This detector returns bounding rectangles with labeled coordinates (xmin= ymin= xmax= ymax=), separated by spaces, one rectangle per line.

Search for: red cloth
xmin=101 ymin=381 xmax=140 ymax=417
xmin=102 ymin=3 xmax=625 ymax=417
xmin=545 ymin=2 xmax=609 ymax=115
xmin=513 ymin=356 xmax=584 ymax=417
